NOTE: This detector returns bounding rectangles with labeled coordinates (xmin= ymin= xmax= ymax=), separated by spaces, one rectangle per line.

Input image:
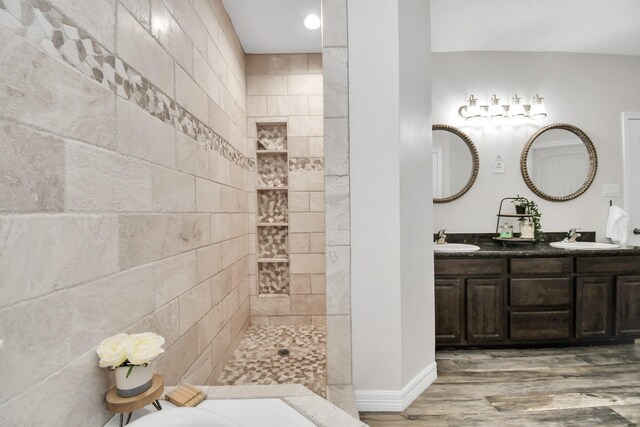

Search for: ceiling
xmin=431 ymin=0 xmax=640 ymax=56
xmin=223 ymin=0 xmax=640 ymax=56
xmin=222 ymin=0 xmax=322 ymax=54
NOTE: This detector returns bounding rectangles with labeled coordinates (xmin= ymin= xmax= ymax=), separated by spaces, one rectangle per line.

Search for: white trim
xmin=354 ymin=362 xmax=438 ymax=412
xmin=622 ymin=112 xmax=640 ymax=245
xmin=622 ymin=112 xmax=640 ymax=214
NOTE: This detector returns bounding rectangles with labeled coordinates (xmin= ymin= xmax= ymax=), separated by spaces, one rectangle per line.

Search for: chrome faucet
xmin=436 ymin=229 xmax=447 ymax=245
xmin=562 ymin=228 xmax=581 ymax=243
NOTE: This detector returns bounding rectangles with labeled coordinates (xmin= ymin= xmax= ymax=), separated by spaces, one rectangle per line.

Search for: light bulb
xmin=464 ymin=95 xmax=481 ymax=120
xmin=487 ymin=95 xmax=505 ymax=119
xmin=529 ymin=94 xmax=547 ymax=119
xmin=508 ymin=94 xmax=526 ymax=118
xmin=304 ymin=14 xmax=321 ymax=30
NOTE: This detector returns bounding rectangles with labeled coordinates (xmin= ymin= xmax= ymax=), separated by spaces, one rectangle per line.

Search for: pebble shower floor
xmin=218 ymin=325 xmax=327 ymax=397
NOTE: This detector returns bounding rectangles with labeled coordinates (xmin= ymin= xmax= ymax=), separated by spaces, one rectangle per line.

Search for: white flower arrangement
xmin=96 ymin=332 xmax=165 ymax=378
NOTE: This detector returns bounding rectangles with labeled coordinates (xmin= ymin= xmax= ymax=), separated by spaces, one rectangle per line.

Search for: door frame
xmin=622 ymin=112 xmax=640 ymax=243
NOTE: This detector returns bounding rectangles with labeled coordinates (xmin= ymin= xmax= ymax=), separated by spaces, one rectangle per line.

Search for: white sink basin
xmin=549 ymin=241 xmax=620 ymax=250
xmin=434 ymin=243 xmax=481 ymax=253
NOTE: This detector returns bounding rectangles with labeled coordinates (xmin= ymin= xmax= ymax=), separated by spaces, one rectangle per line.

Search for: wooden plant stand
xmin=105 ymin=374 xmax=164 ymax=426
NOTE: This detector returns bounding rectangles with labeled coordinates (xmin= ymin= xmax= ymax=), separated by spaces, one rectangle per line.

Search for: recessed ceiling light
xmin=304 ymin=14 xmax=321 ymax=30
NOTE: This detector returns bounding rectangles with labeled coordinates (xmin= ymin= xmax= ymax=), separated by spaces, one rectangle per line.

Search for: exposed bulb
xmin=464 ymin=95 xmax=481 ymax=121
xmin=508 ymin=94 xmax=526 ymax=118
xmin=529 ymin=94 xmax=547 ymax=119
xmin=304 ymin=14 xmax=321 ymax=30
xmin=487 ymin=95 xmax=505 ymax=119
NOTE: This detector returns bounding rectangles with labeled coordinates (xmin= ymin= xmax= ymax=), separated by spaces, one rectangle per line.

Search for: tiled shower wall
xmin=322 ymin=0 xmax=353 ymax=394
xmin=246 ymin=54 xmax=327 ymax=325
xmin=0 ymin=1 xmax=251 ymax=424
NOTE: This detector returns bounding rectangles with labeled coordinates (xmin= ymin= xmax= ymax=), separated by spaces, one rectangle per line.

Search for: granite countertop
xmin=434 ymin=232 xmax=640 ymax=258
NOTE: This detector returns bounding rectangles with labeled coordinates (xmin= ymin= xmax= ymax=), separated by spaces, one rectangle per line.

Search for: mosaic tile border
xmin=0 ymin=0 xmax=254 ymax=171
xmin=289 ymin=158 xmax=324 ymax=171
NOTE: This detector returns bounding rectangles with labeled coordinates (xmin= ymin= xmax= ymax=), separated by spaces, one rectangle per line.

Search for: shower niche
xmin=256 ymin=123 xmax=290 ymax=295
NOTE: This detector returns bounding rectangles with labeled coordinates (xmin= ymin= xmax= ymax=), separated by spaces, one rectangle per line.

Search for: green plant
xmin=512 ymin=197 xmax=527 ymax=209
xmin=513 ymin=195 xmax=542 ymax=236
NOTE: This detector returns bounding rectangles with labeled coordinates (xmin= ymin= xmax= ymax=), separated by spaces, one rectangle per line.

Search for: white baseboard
xmin=354 ymin=361 xmax=437 ymax=412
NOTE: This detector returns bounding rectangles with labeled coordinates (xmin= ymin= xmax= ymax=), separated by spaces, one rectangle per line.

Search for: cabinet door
xmin=616 ymin=276 xmax=640 ymax=338
xmin=576 ymin=277 xmax=612 ymax=339
xmin=467 ymin=279 xmax=504 ymax=343
xmin=435 ymin=279 xmax=462 ymax=344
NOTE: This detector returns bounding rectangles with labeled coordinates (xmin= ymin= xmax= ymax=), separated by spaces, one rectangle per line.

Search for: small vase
xmin=519 ymin=219 xmax=535 ymax=239
xmin=515 ymin=206 xmax=526 ymax=215
xmin=115 ymin=364 xmax=153 ymax=398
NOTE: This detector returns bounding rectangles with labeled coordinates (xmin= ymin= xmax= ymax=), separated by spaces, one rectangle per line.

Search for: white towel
xmin=606 ymin=205 xmax=629 ymax=244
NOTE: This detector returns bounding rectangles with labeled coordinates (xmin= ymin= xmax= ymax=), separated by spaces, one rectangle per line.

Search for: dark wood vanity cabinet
xmin=434 ymin=279 xmax=462 ymax=343
xmin=435 ymin=254 xmax=640 ymax=348
xmin=575 ymin=277 xmax=613 ymax=339
xmin=508 ymin=258 xmax=572 ymax=342
xmin=576 ymin=256 xmax=640 ymax=340
xmin=434 ymin=259 xmax=503 ymax=345
xmin=466 ymin=279 xmax=504 ymax=342
xmin=616 ymin=276 xmax=640 ymax=337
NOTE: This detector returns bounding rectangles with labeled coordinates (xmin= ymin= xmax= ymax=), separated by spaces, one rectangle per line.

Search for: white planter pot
xmin=115 ymin=364 xmax=153 ymax=398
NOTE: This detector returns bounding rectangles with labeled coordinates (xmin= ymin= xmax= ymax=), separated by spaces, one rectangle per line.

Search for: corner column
xmin=349 ymin=0 xmax=436 ymax=411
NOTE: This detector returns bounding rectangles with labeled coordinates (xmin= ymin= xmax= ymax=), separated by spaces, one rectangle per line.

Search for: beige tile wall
xmin=0 ymin=1 xmax=250 ymax=424
xmin=322 ymin=0 xmax=353 ymax=389
xmin=246 ymin=54 xmax=326 ymax=326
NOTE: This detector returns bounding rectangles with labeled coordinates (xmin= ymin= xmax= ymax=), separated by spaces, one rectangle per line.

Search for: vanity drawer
xmin=435 ymin=259 xmax=503 ymax=276
xmin=510 ymin=311 xmax=571 ymax=341
xmin=509 ymin=278 xmax=571 ymax=307
xmin=510 ymin=258 xmax=572 ymax=275
xmin=576 ymin=256 xmax=640 ymax=274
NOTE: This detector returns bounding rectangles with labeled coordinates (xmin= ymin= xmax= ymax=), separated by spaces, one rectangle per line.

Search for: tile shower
xmin=246 ymin=53 xmax=326 ymax=326
xmin=0 ymin=0 xmax=326 ymax=424
xmin=219 ymin=53 xmax=327 ymax=394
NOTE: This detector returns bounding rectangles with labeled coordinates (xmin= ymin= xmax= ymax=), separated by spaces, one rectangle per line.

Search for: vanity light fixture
xmin=508 ymin=94 xmax=526 ymax=118
xmin=487 ymin=95 xmax=506 ymax=119
xmin=304 ymin=14 xmax=321 ymax=30
xmin=458 ymin=94 xmax=547 ymax=121
xmin=528 ymin=94 xmax=547 ymax=119
xmin=460 ymin=95 xmax=482 ymax=121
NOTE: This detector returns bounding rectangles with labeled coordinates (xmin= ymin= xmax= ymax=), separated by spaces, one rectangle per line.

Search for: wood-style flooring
xmin=360 ymin=344 xmax=640 ymax=426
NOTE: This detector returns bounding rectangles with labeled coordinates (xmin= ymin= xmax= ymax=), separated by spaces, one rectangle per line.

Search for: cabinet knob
xmin=634 ymin=228 xmax=640 ymax=235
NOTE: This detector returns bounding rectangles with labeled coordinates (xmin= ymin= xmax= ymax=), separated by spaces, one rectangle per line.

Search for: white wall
xmin=398 ymin=0 xmax=435 ymax=388
xmin=350 ymin=0 xmax=435 ymax=411
xmin=432 ymin=52 xmax=640 ymax=238
xmin=350 ymin=0 xmax=403 ymax=391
